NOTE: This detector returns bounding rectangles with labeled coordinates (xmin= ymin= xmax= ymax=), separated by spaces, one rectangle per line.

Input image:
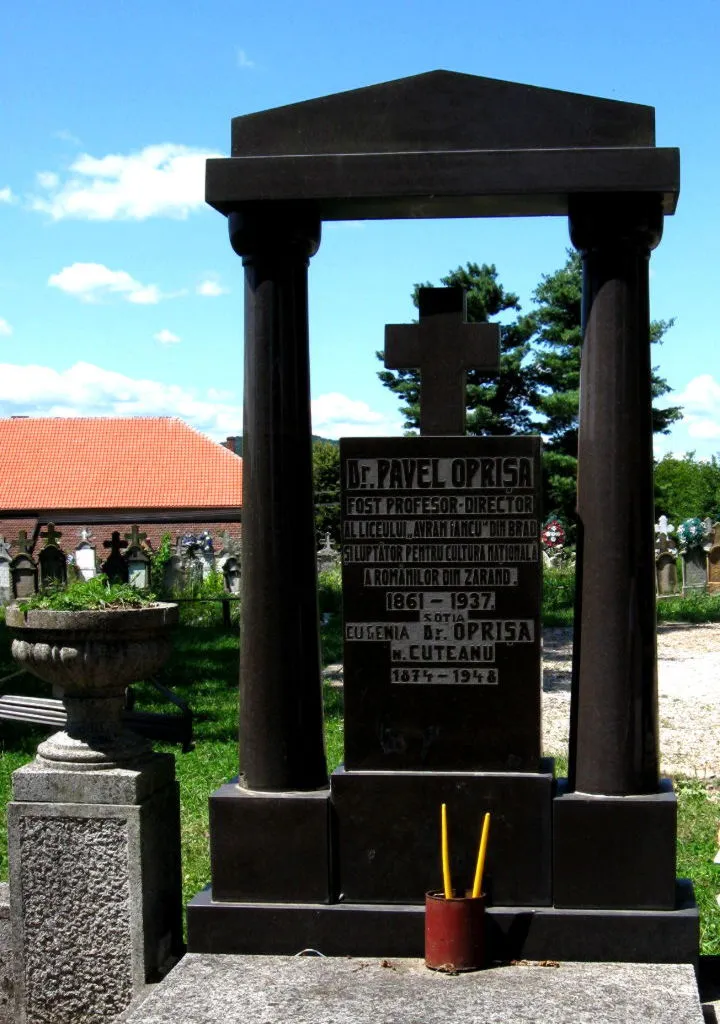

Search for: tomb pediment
xmin=208 ymin=71 xmax=679 ymax=220
xmin=231 ymin=70 xmax=656 ymax=157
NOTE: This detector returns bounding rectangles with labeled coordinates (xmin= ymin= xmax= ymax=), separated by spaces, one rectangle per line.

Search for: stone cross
xmin=0 ymin=536 xmax=10 ymax=559
xmin=125 ymin=525 xmax=148 ymax=549
xmin=15 ymin=530 xmax=31 ymax=554
xmin=40 ymin=523 xmax=62 ymax=547
xmin=384 ymin=287 xmax=500 ymax=436
xmin=104 ymin=531 xmax=128 ymax=556
xmin=654 ymin=515 xmax=676 ymax=556
xmin=80 ymin=528 xmax=94 ymax=544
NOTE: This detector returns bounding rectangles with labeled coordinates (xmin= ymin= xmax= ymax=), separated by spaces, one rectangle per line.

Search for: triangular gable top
xmin=231 ymin=70 xmax=656 ymax=158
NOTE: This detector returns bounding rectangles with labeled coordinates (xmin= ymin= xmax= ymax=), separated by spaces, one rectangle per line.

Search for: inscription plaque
xmin=341 ymin=435 xmax=542 ymax=772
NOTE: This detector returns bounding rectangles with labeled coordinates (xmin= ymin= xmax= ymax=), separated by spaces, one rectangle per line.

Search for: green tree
xmin=312 ymin=439 xmax=341 ymax=544
xmin=529 ymin=251 xmax=682 ymax=523
xmin=377 ymin=262 xmax=537 ymax=436
xmin=379 ymin=254 xmax=683 ymax=529
xmin=654 ymin=453 xmax=720 ymax=525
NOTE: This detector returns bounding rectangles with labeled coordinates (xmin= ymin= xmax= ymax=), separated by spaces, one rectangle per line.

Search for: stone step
xmin=122 ymin=954 xmax=705 ymax=1024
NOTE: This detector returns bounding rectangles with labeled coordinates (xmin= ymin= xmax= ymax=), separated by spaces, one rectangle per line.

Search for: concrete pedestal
xmin=8 ymin=754 xmax=183 ymax=1024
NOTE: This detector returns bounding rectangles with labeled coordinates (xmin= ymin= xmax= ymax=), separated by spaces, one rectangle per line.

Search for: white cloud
xmin=0 ymin=361 xmax=243 ymax=438
xmin=237 ymin=49 xmax=255 ymax=68
xmin=0 ymin=319 xmax=12 ymax=336
xmin=48 ymin=262 xmax=165 ymax=305
xmin=672 ymin=374 xmax=720 ymax=442
xmin=197 ymin=279 xmax=228 ymax=297
xmin=0 ymin=362 xmax=398 ymax=445
xmin=52 ymin=129 xmax=82 ymax=145
xmin=0 ymin=187 xmax=15 ymax=204
xmin=311 ymin=392 xmax=402 ymax=438
xmin=675 ymin=374 xmax=720 ymax=410
xmin=36 ymin=171 xmax=59 ymax=190
xmin=29 ymin=143 xmax=223 ymax=221
xmin=154 ymin=329 xmax=180 ymax=345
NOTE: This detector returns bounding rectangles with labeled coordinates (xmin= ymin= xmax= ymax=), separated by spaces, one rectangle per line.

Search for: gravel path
xmin=543 ymin=623 xmax=720 ymax=778
xmin=325 ymin=623 xmax=720 ymax=778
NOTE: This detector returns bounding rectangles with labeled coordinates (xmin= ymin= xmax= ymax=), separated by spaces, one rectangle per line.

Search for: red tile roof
xmin=0 ymin=417 xmax=242 ymax=511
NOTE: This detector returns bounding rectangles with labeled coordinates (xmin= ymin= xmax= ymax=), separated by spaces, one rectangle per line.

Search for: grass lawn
xmin=0 ymin=613 xmax=719 ymax=955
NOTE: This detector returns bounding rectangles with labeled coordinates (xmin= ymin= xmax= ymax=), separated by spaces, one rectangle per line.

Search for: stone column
xmin=229 ymin=204 xmax=328 ymax=792
xmin=568 ymin=195 xmax=663 ymax=797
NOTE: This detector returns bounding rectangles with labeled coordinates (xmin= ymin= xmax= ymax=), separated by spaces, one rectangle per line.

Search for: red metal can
xmin=424 ymin=890 xmax=486 ymax=972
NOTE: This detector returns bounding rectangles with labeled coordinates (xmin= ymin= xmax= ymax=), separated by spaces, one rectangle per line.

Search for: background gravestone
xmin=706 ymin=523 xmax=720 ymax=595
xmin=222 ymin=556 xmax=241 ymax=595
xmin=0 ymin=539 xmax=11 ymax=605
xmin=316 ymin=533 xmax=339 ymax=574
xmin=74 ymin=529 xmax=97 ymax=581
xmin=10 ymin=532 xmax=37 ymax=600
xmin=182 ymin=546 xmax=204 ymax=594
xmin=655 ymin=516 xmax=678 ymax=596
xmin=679 ymin=518 xmax=711 ymax=595
xmin=38 ymin=524 xmax=67 ymax=589
xmin=102 ymin=531 xmax=129 ymax=583
xmin=125 ymin=527 xmax=150 ymax=590
xmin=163 ymin=553 xmax=184 ymax=595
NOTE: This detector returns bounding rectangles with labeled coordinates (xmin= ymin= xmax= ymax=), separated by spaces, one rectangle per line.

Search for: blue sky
xmin=1 ymin=1 xmax=718 ymax=456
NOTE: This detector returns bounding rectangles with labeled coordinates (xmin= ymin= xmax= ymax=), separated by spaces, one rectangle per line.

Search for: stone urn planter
xmin=5 ymin=602 xmax=178 ymax=769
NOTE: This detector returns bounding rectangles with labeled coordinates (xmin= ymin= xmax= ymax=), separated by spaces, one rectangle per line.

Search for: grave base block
xmin=209 ymin=782 xmax=332 ymax=903
xmin=553 ymin=779 xmax=677 ymax=910
xmin=186 ymin=879 xmax=698 ymax=964
xmin=8 ymin=754 xmax=183 ymax=1024
xmin=331 ymin=764 xmax=553 ymax=906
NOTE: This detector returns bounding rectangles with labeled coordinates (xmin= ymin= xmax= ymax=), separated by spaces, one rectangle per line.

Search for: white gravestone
xmin=75 ymin=532 xmax=97 ymax=582
xmin=0 ymin=538 xmax=11 ymax=604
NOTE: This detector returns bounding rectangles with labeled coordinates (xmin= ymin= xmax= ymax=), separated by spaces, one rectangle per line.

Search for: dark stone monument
xmin=340 ymin=435 xmax=541 ymax=773
xmin=102 ymin=531 xmax=129 ymax=583
xmin=10 ymin=531 xmax=37 ymax=600
xmin=38 ymin=523 xmax=67 ymax=589
xmin=188 ymin=70 xmax=697 ymax=965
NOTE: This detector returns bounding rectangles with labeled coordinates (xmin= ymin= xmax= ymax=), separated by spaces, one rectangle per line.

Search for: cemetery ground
xmin=0 ymin=582 xmax=719 ymax=956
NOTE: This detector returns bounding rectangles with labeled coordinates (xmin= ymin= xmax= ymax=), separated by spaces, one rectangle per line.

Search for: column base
xmin=186 ymin=880 xmax=699 ymax=965
xmin=8 ymin=753 xmax=183 ymax=1024
xmin=553 ymin=779 xmax=677 ymax=910
xmin=209 ymin=781 xmax=332 ymax=903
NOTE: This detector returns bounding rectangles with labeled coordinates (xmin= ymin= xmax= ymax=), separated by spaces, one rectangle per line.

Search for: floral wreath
xmin=676 ymin=517 xmax=712 ymax=554
xmin=541 ymin=518 xmax=566 ymax=551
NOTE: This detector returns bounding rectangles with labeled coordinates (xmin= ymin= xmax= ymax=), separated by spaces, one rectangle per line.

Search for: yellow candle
xmin=471 ymin=812 xmax=491 ymax=899
xmin=441 ymin=803 xmax=453 ymax=899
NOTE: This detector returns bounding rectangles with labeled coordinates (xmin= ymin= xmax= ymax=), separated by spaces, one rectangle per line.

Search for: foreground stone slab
xmin=123 ymin=954 xmax=704 ymax=1024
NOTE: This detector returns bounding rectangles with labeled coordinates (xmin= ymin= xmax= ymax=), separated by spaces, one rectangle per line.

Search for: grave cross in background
xmin=124 ymin=526 xmax=148 ymax=549
xmin=40 ymin=523 xmax=62 ymax=547
xmin=15 ymin=530 xmax=31 ymax=555
xmin=384 ymin=286 xmax=500 ymax=436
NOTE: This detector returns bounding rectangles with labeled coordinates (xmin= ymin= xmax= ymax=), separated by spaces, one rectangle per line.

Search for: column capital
xmin=569 ymin=193 xmax=664 ymax=255
xmin=228 ymin=203 xmax=321 ymax=261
